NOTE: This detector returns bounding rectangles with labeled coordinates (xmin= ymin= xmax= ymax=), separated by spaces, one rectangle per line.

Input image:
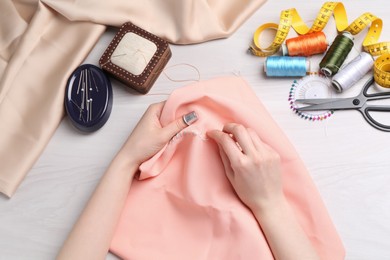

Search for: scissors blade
xmin=296 ymin=97 xmax=358 ymax=111
xmin=295 ymin=98 xmax=346 ymax=105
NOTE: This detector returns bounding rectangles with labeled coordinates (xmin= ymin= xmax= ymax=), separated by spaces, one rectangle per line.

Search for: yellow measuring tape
xmin=250 ymin=2 xmax=390 ymax=87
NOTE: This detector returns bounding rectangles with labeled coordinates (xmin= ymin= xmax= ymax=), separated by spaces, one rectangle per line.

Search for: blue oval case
xmin=65 ymin=64 xmax=113 ymax=132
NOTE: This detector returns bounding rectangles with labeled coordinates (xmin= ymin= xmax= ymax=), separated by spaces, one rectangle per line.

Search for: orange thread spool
xmin=283 ymin=32 xmax=328 ymax=57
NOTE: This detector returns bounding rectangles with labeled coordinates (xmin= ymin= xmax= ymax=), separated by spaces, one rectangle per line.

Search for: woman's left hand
xmin=119 ymin=101 xmax=197 ymax=167
xmin=57 ymin=101 xmax=197 ymax=260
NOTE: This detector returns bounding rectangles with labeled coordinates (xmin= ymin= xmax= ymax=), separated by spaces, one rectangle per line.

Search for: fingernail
xmin=182 ymin=111 xmax=198 ymax=126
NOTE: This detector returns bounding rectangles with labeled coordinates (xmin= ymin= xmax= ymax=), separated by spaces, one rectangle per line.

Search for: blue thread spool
xmin=264 ymin=56 xmax=310 ymax=77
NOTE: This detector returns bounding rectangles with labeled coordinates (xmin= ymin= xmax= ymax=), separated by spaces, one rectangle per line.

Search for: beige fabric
xmin=0 ymin=0 xmax=266 ymax=197
xmin=43 ymin=0 xmax=266 ymax=44
xmin=0 ymin=1 xmax=105 ymax=197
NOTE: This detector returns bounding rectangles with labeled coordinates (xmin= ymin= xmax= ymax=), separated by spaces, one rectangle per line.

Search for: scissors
xmin=296 ymin=77 xmax=390 ymax=132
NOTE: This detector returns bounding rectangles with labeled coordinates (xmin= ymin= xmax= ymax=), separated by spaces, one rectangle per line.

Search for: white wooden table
xmin=1 ymin=1 xmax=389 ymax=259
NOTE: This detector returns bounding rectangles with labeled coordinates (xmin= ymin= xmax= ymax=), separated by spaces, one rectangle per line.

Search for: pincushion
xmin=99 ymin=22 xmax=171 ymax=94
xmin=64 ymin=64 xmax=113 ymax=132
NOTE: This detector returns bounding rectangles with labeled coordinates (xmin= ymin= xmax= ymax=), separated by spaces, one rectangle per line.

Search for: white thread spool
xmin=331 ymin=52 xmax=374 ymax=92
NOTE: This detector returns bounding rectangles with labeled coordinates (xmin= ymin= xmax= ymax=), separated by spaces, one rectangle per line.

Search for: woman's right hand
xmin=209 ymin=123 xmax=320 ymax=260
xmin=207 ymin=123 xmax=284 ymax=212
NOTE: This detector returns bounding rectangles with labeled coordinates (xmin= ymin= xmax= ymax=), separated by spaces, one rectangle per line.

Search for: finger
xmin=217 ymin=144 xmax=235 ymax=183
xmin=222 ymin=123 xmax=256 ymax=156
xmin=207 ymin=130 xmax=244 ymax=162
xmin=260 ymin=141 xmax=280 ymax=157
xmin=247 ymin=128 xmax=264 ymax=150
xmin=247 ymin=128 xmax=280 ymax=157
xmin=140 ymin=102 xmax=165 ymax=123
xmin=162 ymin=111 xmax=198 ymax=140
xmin=146 ymin=101 xmax=165 ymax=112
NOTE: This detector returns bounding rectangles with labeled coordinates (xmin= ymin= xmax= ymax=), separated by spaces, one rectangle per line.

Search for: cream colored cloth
xmin=0 ymin=0 xmax=266 ymax=197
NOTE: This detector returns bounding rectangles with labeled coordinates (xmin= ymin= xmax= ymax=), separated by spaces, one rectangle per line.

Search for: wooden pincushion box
xmin=99 ymin=22 xmax=171 ymax=94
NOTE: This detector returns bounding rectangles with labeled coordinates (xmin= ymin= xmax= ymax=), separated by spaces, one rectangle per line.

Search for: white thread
xmin=331 ymin=52 xmax=374 ymax=92
xmin=163 ymin=63 xmax=201 ymax=82
xmin=169 ymin=128 xmax=208 ymax=146
xmin=232 ymin=70 xmax=242 ymax=77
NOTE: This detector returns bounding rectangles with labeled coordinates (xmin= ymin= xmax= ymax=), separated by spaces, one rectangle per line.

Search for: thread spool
xmin=264 ymin=56 xmax=310 ymax=77
xmin=282 ymin=32 xmax=328 ymax=57
xmin=319 ymin=31 xmax=354 ymax=77
xmin=331 ymin=52 xmax=374 ymax=93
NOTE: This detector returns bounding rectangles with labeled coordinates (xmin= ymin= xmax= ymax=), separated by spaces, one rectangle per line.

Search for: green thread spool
xmin=319 ymin=31 xmax=354 ymax=77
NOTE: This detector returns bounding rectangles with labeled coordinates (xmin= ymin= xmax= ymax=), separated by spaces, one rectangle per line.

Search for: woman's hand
xmin=207 ymin=123 xmax=283 ymax=212
xmin=120 ymin=101 xmax=197 ymax=167
xmin=208 ymin=123 xmax=320 ymax=260
xmin=58 ymin=101 xmax=197 ymax=260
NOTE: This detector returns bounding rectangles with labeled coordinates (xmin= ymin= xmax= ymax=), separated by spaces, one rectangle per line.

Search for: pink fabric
xmin=110 ymin=76 xmax=345 ymax=259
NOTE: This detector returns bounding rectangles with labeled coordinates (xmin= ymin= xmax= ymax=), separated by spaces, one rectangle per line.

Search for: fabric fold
xmin=42 ymin=0 xmax=266 ymax=44
xmin=111 ymin=76 xmax=345 ymax=260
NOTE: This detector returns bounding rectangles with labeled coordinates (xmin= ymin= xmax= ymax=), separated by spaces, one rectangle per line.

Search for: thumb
xmin=162 ymin=111 xmax=198 ymax=140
